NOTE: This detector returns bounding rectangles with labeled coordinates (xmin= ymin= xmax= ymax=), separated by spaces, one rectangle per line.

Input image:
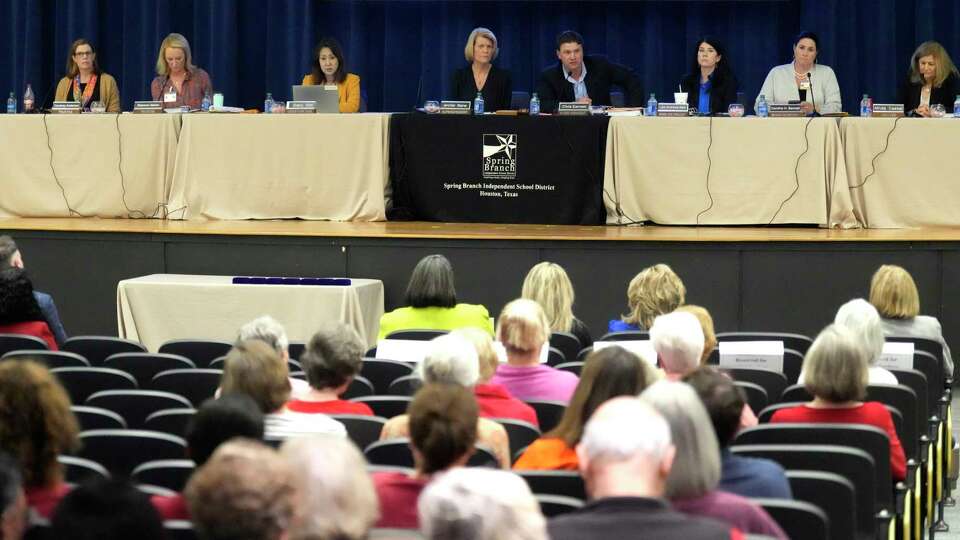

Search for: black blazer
xmin=680 ymin=70 xmax=738 ymax=115
xmin=535 ymin=55 xmax=644 ymax=112
xmin=450 ymin=64 xmax=512 ymax=112
xmin=899 ymin=73 xmax=959 ymax=114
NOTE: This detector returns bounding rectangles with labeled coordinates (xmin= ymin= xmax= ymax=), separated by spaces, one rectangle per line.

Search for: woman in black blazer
xmin=679 ymin=36 xmax=738 ymax=116
xmin=450 ymin=27 xmax=512 ymax=112
xmin=899 ymin=41 xmax=959 ymax=116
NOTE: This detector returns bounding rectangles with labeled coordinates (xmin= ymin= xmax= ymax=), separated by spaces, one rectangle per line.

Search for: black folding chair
xmin=752 ymin=498 xmax=828 ymax=540
xmin=62 ymin=336 xmax=145 ymax=366
xmin=351 ymin=396 xmax=413 ymax=419
xmin=71 ymin=405 xmax=127 ymax=430
xmin=598 ymin=331 xmax=648 ymax=341
xmin=86 ymin=390 xmax=193 ymax=429
xmin=341 ymin=376 xmax=375 ymax=399
xmin=734 ymin=381 xmax=768 ymax=416
xmin=550 ymin=332 xmax=583 ymax=369
xmin=516 ymin=470 xmax=586 ymax=500
xmin=288 ymin=342 xmax=306 ymax=362
xmin=164 ymin=521 xmax=198 ymax=540
xmin=132 ymin=459 xmax=195 ymax=492
xmin=0 ymin=334 xmax=48 ymax=356
xmin=77 ymin=429 xmax=187 ymax=475
xmin=757 ymin=402 xmax=805 ymax=424
xmin=51 ymin=367 xmax=138 ymax=404
xmin=158 ymin=340 xmax=233 ymax=368
xmin=58 ymin=455 xmax=110 ymax=483
xmin=144 ymin=408 xmax=196 ymax=438
xmin=779 ymin=384 xmax=812 ymax=404
xmin=536 ymin=494 xmax=584 ymax=517
xmin=787 ymin=470 xmax=857 ymax=540
xmin=103 ymin=352 xmax=195 ymax=387
xmin=332 ymin=414 xmax=388 ymax=451
xmin=365 ymin=438 xmax=498 ymax=468
xmin=360 ymin=359 xmax=415 ymax=394
xmin=2 ymin=350 xmax=89 ymax=368
xmin=491 ymin=418 xmax=541 ymax=462
xmin=149 ymin=369 xmax=223 ymax=406
xmin=716 ymin=332 xmax=814 ymax=355
xmin=575 ymin=347 xmax=593 ymax=363
xmin=387 ymin=374 xmax=422 ymax=396
xmin=384 ymin=330 xmax=448 ymax=341
xmin=725 ymin=368 xmax=788 ymax=407
xmin=545 ymin=347 xmax=566 ymax=367
xmin=554 ymin=361 xmax=584 ymax=377
xmin=524 ymin=400 xmax=566 ymax=433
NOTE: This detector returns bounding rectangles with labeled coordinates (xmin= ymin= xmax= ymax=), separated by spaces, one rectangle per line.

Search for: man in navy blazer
xmin=0 ymin=236 xmax=67 ymax=346
xmin=535 ymin=30 xmax=644 ymax=113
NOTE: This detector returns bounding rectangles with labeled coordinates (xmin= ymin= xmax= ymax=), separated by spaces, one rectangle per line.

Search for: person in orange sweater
xmin=301 ymin=37 xmax=361 ymax=113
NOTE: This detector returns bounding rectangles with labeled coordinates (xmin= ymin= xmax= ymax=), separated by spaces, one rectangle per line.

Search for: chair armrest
xmin=875 ymin=508 xmax=893 ymax=540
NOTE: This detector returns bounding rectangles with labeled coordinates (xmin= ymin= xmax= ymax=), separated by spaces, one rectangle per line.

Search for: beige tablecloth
xmin=603 ymin=116 xmax=859 ymax=227
xmin=167 ymin=113 xmax=391 ymax=220
xmin=0 ymin=114 xmax=180 ymax=218
xmin=117 ymin=274 xmax=384 ymax=350
xmin=841 ymin=117 xmax=960 ymax=228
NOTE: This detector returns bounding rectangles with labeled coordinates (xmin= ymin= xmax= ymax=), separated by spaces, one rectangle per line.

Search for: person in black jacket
xmin=680 ymin=36 xmax=738 ymax=116
xmin=899 ymin=41 xmax=959 ymax=116
xmin=536 ymin=30 xmax=643 ymax=113
xmin=450 ymin=27 xmax=512 ymax=112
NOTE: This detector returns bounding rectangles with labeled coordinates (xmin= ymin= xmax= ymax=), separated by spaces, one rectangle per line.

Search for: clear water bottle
xmin=473 ymin=92 xmax=484 ymax=115
xmin=860 ymin=94 xmax=872 ymax=117
xmin=954 ymin=95 xmax=960 ymax=118
xmin=263 ymin=92 xmax=274 ymax=114
xmin=6 ymin=92 xmax=15 ymax=114
xmin=23 ymin=84 xmax=34 ymax=112
xmin=646 ymin=93 xmax=658 ymax=116
xmin=757 ymin=94 xmax=769 ymax=118
xmin=529 ymin=93 xmax=540 ymax=116
xmin=201 ymin=91 xmax=212 ymax=112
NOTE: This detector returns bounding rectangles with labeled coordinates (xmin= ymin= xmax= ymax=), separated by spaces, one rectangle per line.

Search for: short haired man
xmin=547 ymin=396 xmax=741 ymax=540
xmin=535 ymin=30 xmax=644 ymax=113
xmin=0 ymin=236 xmax=67 ymax=346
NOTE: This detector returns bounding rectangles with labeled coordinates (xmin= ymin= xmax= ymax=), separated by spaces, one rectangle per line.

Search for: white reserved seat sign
xmin=375 ymin=339 xmax=433 ymax=363
xmin=493 ymin=342 xmax=550 ymax=364
xmin=719 ymin=341 xmax=784 ymax=372
xmin=593 ymin=340 xmax=657 ymax=367
xmin=878 ymin=342 xmax=914 ymax=370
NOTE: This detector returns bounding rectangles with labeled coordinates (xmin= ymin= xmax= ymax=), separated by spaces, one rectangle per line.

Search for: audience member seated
xmin=521 ymin=261 xmax=593 ymax=347
xmin=0 ymin=452 xmax=27 ymax=540
xmin=832 ymin=299 xmax=897 ymax=384
xmin=220 ymin=340 xmax=346 ymax=440
xmin=547 ymin=396 xmax=740 ymax=540
xmin=281 ymin=436 xmax=379 ymax=540
xmin=186 ymin=440 xmax=297 ymax=540
xmin=380 ymin=334 xmax=510 ymax=469
xmin=0 ymin=269 xmax=58 ymax=350
xmin=676 ymin=305 xmax=717 ymax=365
xmin=0 ymin=360 xmax=79 ymax=519
xmin=419 ymin=468 xmax=547 ymax=540
xmin=373 ymin=383 xmax=479 ymax=529
xmin=771 ymin=324 xmax=907 ymax=481
xmin=514 ymin=346 xmax=653 ymax=470
xmin=50 ymin=478 xmax=166 ymax=540
xmin=870 ymin=264 xmax=954 ymax=376
xmin=237 ymin=315 xmax=310 ymax=399
xmin=609 ymin=264 xmax=686 ymax=332
xmin=151 ymin=394 xmax=265 ymax=520
xmin=0 ymin=236 xmax=67 ymax=346
xmin=286 ymin=322 xmax=374 ymax=416
xmin=641 ymin=381 xmax=787 ymax=538
xmin=456 ymin=327 xmax=538 ymax=427
xmin=684 ymin=367 xmax=793 ymax=499
xmin=491 ymin=299 xmax=579 ymax=403
xmin=378 ymin=254 xmax=494 ymax=340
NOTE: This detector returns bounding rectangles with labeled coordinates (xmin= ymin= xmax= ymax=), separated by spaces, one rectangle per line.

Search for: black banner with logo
xmin=389 ymin=113 xmax=608 ymax=225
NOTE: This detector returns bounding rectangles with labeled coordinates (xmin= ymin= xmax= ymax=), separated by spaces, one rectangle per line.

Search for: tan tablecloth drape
xmin=167 ymin=113 xmax=391 ymax=220
xmin=841 ymin=117 xmax=960 ymax=228
xmin=603 ymin=116 xmax=860 ymax=228
xmin=117 ymin=274 xmax=385 ymax=350
xmin=0 ymin=114 xmax=180 ymax=218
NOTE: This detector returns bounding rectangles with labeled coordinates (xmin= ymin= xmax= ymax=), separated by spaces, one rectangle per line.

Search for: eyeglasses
xmin=74 ymin=51 xmax=94 ymax=58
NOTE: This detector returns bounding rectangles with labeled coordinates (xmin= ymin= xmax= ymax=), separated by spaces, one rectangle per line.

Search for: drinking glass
xmin=424 ymin=100 xmax=440 ymax=113
xmin=728 ymin=103 xmax=745 ymax=117
xmin=931 ymin=104 xmax=946 ymax=118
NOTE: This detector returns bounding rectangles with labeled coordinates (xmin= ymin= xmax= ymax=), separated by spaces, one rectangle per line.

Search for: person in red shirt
xmin=286 ymin=322 xmax=374 ymax=416
xmin=0 ymin=268 xmax=58 ymax=350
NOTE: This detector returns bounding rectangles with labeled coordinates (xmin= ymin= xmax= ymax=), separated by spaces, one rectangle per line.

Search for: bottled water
xmin=646 ymin=93 xmax=657 ymax=116
xmin=201 ymin=91 xmax=212 ymax=112
xmin=529 ymin=93 xmax=540 ymax=115
xmin=6 ymin=92 xmax=14 ymax=114
xmin=23 ymin=84 xmax=34 ymax=112
xmin=263 ymin=92 xmax=274 ymax=114
xmin=954 ymin=95 xmax=960 ymax=118
xmin=860 ymin=94 xmax=871 ymax=117
xmin=757 ymin=94 xmax=769 ymax=118
xmin=473 ymin=92 xmax=484 ymax=115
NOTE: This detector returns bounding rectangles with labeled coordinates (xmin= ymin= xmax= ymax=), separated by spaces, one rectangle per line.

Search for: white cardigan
xmin=756 ymin=63 xmax=842 ymax=114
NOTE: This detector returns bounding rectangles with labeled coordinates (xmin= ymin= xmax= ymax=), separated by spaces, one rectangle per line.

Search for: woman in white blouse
xmin=756 ymin=31 xmax=842 ymax=115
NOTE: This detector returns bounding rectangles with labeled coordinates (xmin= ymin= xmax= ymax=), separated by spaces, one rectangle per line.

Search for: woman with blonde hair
xmin=900 ymin=41 xmax=959 ymax=117
xmin=456 ymin=328 xmax=538 ymax=427
xmin=609 ymin=264 xmax=686 ymax=332
xmin=521 ymin=262 xmax=592 ymax=347
xmin=150 ymin=33 xmax=213 ymax=110
xmin=450 ymin=27 xmax=512 ymax=112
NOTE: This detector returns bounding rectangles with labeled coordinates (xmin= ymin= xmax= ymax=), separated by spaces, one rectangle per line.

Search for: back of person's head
xmin=497 ymin=298 xmax=551 ymax=354
xmin=405 ymin=255 xmax=457 ymax=309
xmin=869 ymin=264 xmax=921 ymax=319
xmin=624 ymin=264 xmax=686 ymax=329
xmin=640 ymin=381 xmax=720 ymax=498
xmin=555 ymin=30 xmax=584 ymax=50
xmin=300 ymin=322 xmax=366 ymax=391
xmin=521 ymin=262 xmax=575 ymax=334
xmin=0 ymin=236 xmax=19 ymax=269
xmin=186 ymin=439 xmax=297 ymax=540
xmin=237 ymin=315 xmax=289 ymax=358
xmin=50 ymin=478 xmax=165 ymax=540
xmin=803 ymin=324 xmax=869 ymax=403
xmin=834 ymin=298 xmax=885 ymax=366
xmin=0 ymin=451 xmax=26 ymax=540
xmin=683 ymin=367 xmax=745 ymax=449
xmin=408 ymin=384 xmax=478 ymax=475
xmin=0 ymin=360 xmax=79 ymax=488
xmin=0 ymin=268 xmax=44 ymax=324
xmin=650 ymin=311 xmax=704 ymax=376
xmin=419 ymin=333 xmax=480 ymax=387
xmin=220 ymin=339 xmax=291 ymax=414
xmin=419 ymin=468 xmax=547 ymax=540
xmin=186 ymin=394 xmax=265 ymax=467
xmin=675 ymin=305 xmax=716 ymax=365
xmin=550 ymin=346 xmax=652 ymax=446
xmin=451 ymin=328 xmax=499 ymax=383
xmin=281 ymin=436 xmax=378 ymax=540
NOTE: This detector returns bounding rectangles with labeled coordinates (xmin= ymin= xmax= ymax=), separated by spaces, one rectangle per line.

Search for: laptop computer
xmin=291 ymin=85 xmax=340 ymax=113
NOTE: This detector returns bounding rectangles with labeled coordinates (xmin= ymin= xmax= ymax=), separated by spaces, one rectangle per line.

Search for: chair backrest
xmin=340 ymin=375 xmax=375 ymax=399
xmin=351 ymin=396 xmax=414 ymax=419
xmin=62 ymin=336 xmax=145 ymax=366
xmin=725 ymin=368 xmax=789 ymax=407
xmin=0 ymin=334 xmax=48 ymax=356
xmin=77 ymin=429 xmax=188 ymax=475
xmin=575 ymin=347 xmax=593 ymax=363
xmin=734 ymin=381 xmax=769 ymax=415
xmin=51 ymin=367 xmax=138 ymax=403
xmin=751 ymin=498 xmax=828 ymax=540
xmin=103 ymin=352 xmax=196 ymax=386
xmin=779 ymin=384 xmax=812 ymax=404
xmin=524 ymin=400 xmax=566 ymax=433
xmin=368 ymin=528 xmax=425 ymax=539
xmin=360 ymin=359 xmax=415 ymax=394
xmin=510 ymin=91 xmax=531 ymax=110
xmin=545 ymin=346 xmax=566 ymax=367
xmin=331 ymin=414 xmax=389 ymax=452
xmin=906 ymin=350 xmax=944 ymax=414
xmin=491 ymin=418 xmax=541 ymax=462
xmin=550 ymin=332 xmax=583 ymax=369
xmin=71 ymin=405 xmax=127 ymax=430
xmin=364 ymin=438 xmax=498 ymax=468
xmin=132 ymin=459 xmax=196 ymax=492
xmin=865 ymin=384 xmax=920 ymax=442
xmin=149 ymin=369 xmax=224 ymax=406
xmin=536 ymin=494 xmax=584 ymax=517
xmin=387 ymin=374 xmax=422 ymax=396
xmin=384 ymin=330 xmax=448 ymax=341
xmin=756 ymin=402 xmax=805 ymax=424
xmin=158 ymin=339 xmax=233 ymax=368
xmin=886 ymin=336 xmax=945 ymax=382
xmin=554 ymin=361 xmax=583 ymax=377
xmin=58 ymin=455 xmax=110 ymax=483
xmin=164 ymin=520 xmax=198 ymax=540
xmin=598 ymin=331 xmax=648 ymax=341
xmin=2 ymin=349 xmax=89 ymax=368
xmin=516 ymin=470 xmax=586 ymax=500
xmin=786 ymin=469 xmax=857 ymax=540
xmin=288 ymin=342 xmax=306 ymax=361
xmin=889 ymin=368 xmax=931 ymax=421
xmin=144 ymin=408 xmax=197 ymax=438
xmin=86 ymin=390 xmax=193 ymax=429
xmin=716 ymin=332 xmax=814 ymax=355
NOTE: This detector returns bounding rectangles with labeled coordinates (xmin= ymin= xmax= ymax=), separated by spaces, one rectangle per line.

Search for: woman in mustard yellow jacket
xmin=301 ymin=37 xmax=361 ymax=113
xmin=54 ymin=39 xmax=121 ymax=112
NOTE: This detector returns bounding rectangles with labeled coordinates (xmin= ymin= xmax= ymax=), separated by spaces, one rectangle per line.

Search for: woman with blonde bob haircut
xmin=450 ymin=27 xmax=512 ymax=111
xmin=610 ymin=264 xmax=686 ymax=332
xmin=900 ymin=41 xmax=959 ymax=116
xmin=150 ymin=32 xmax=213 ymax=110
xmin=869 ymin=264 xmax=953 ymax=374
xmin=456 ymin=328 xmax=539 ymax=427
xmin=521 ymin=262 xmax=592 ymax=347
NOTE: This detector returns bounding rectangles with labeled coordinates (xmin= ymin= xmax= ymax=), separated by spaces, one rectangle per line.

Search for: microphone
xmin=414 ymin=72 xmax=423 ymax=110
xmin=806 ymin=72 xmax=820 ymax=117
xmin=33 ymin=79 xmax=60 ymax=113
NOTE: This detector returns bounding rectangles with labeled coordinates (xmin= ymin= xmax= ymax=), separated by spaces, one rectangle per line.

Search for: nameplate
xmin=719 ymin=341 xmax=784 ymax=372
xmin=593 ymin=340 xmax=658 ymax=367
xmin=878 ymin=341 xmax=914 ymax=370
xmin=872 ymin=104 xmax=905 ymax=118
xmin=51 ymin=102 xmax=81 ymax=114
xmin=657 ymin=103 xmax=690 ymax=117
xmin=376 ymin=339 xmax=432 ymax=363
xmin=440 ymin=101 xmax=471 ymax=114
xmin=557 ymin=102 xmax=590 ymax=115
xmin=133 ymin=101 xmax=163 ymax=114
xmin=768 ymin=104 xmax=802 ymax=117
xmin=493 ymin=342 xmax=551 ymax=364
xmin=285 ymin=101 xmax=316 ymax=113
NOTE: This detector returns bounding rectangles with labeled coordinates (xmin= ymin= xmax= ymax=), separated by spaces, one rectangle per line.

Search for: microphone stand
xmin=806 ymin=72 xmax=821 ymax=117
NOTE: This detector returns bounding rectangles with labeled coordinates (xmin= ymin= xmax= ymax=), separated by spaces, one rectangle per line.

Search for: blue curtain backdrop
xmin=3 ymin=0 xmax=960 ymax=113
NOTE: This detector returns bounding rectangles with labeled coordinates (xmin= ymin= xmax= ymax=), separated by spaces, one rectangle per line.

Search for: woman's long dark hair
xmin=0 ymin=268 xmax=44 ymax=324
xmin=685 ymin=35 xmax=734 ymax=87
xmin=310 ymin=37 xmax=348 ymax=85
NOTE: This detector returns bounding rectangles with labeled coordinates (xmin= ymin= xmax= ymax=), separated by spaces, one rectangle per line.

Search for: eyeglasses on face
xmin=74 ymin=51 xmax=94 ymax=58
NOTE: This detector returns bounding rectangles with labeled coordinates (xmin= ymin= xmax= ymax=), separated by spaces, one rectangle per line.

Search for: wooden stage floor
xmin=2 ymin=217 xmax=960 ymax=243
